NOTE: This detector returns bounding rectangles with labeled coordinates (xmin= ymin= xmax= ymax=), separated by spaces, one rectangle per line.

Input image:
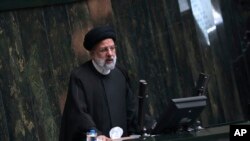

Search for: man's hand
xmin=97 ymin=135 xmax=111 ymax=141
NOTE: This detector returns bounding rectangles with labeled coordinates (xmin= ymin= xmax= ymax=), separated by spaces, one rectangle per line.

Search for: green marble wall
xmin=0 ymin=0 xmax=249 ymax=140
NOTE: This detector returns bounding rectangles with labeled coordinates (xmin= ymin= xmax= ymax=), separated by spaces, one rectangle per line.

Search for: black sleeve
xmin=116 ymin=65 xmax=132 ymax=87
xmin=117 ymin=65 xmax=139 ymax=134
xmin=126 ymin=83 xmax=139 ymax=135
xmin=59 ymin=72 xmax=100 ymax=141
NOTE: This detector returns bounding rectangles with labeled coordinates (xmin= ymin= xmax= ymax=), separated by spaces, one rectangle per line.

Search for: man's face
xmin=91 ymin=38 xmax=117 ymax=70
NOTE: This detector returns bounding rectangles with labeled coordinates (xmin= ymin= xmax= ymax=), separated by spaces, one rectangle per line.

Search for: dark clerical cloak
xmin=59 ymin=60 xmax=138 ymax=141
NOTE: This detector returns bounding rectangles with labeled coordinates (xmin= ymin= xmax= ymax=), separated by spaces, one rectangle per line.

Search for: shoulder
xmin=116 ymin=64 xmax=127 ymax=75
xmin=70 ymin=60 xmax=93 ymax=79
xmin=115 ymin=64 xmax=130 ymax=83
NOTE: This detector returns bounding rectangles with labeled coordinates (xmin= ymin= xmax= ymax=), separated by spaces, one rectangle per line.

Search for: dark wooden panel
xmin=0 ymin=90 xmax=9 ymax=141
xmin=0 ymin=0 xmax=81 ymax=11
xmin=233 ymin=53 xmax=250 ymax=120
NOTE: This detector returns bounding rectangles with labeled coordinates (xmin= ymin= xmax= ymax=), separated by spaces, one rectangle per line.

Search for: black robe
xmin=59 ymin=60 xmax=138 ymax=141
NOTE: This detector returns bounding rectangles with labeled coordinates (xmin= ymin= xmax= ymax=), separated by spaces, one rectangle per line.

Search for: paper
xmin=109 ymin=126 xmax=123 ymax=139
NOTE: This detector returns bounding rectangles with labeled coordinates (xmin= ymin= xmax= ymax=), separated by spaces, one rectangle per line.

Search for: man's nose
xmin=106 ymin=48 xmax=114 ymax=55
xmin=107 ymin=49 xmax=112 ymax=54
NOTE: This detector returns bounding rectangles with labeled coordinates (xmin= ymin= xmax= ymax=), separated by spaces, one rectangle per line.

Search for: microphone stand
xmin=138 ymin=80 xmax=147 ymax=137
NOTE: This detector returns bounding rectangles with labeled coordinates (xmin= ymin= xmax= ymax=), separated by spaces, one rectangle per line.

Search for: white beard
xmin=93 ymin=56 xmax=117 ymax=73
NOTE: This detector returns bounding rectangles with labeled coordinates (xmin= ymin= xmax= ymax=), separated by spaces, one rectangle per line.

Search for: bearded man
xmin=59 ymin=26 xmax=138 ymax=141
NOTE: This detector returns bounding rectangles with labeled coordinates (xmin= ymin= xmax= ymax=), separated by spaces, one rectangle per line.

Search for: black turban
xmin=83 ymin=26 xmax=116 ymax=51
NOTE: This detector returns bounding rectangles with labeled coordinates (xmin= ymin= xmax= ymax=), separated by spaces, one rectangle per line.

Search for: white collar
xmin=92 ymin=60 xmax=111 ymax=75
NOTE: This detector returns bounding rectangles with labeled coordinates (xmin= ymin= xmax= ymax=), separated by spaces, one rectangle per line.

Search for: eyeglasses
xmin=98 ymin=45 xmax=116 ymax=53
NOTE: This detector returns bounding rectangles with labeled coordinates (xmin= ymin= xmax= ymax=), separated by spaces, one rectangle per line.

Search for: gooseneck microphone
xmin=195 ymin=73 xmax=210 ymax=96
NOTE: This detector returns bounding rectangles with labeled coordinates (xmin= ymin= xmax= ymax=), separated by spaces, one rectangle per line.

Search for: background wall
xmin=0 ymin=0 xmax=249 ymax=140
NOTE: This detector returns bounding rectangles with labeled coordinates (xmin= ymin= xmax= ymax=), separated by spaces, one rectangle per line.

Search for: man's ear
xmin=89 ymin=45 xmax=97 ymax=56
xmin=89 ymin=50 xmax=95 ymax=57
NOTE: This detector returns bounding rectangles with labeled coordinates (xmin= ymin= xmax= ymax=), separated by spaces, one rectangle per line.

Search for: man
xmin=59 ymin=26 xmax=138 ymax=141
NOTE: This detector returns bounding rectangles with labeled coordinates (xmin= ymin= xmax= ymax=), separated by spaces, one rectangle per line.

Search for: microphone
xmin=138 ymin=80 xmax=147 ymax=135
xmin=195 ymin=73 xmax=209 ymax=96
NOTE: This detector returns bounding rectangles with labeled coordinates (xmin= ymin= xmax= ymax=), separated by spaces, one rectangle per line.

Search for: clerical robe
xmin=59 ymin=60 xmax=137 ymax=141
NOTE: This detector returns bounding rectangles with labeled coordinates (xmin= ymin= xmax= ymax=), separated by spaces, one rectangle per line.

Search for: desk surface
xmin=149 ymin=125 xmax=229 ymax=141
xmin=137 ymin=123 xmax=231 ymax=141
xmin=116 ymin=121 xmax=249 ymax=141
